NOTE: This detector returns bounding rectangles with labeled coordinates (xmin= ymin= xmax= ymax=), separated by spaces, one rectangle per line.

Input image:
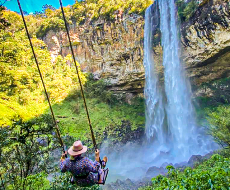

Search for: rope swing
xmin=17 ymin=0 xmax=65 ymax=153
xmin=58 ymin=0 xmax=98 ymax=150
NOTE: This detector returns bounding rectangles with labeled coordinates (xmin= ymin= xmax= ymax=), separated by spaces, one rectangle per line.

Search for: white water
xmin=144 ymin=0 xmax=216 ymax=162
xmin=144 ymin=6 xmax=166 ymax=145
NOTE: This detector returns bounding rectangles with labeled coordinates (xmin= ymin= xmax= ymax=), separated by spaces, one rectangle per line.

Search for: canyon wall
xmin=42 ymin=0 xmax=230 ymax=98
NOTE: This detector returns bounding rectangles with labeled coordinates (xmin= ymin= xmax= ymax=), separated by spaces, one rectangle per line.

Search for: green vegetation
xmin=71 ymin=0 xmax=153 ymax=21
xmin=0 ymin=116 xmax=100 ymax=189
xmin=36 ymin=17 xmax=65 ymax=38
xmin=195 ymin=77 xmax=230 ymax=122
xmin=53 ymin=76 xmax=145 ymax=148
xmin=0 ymin=10 xmax=86 ymax=126
xmin=176 ymin=0 xmax=198 ymax=22
xmin=0 ymin=6 xmax=10 ymax=29
xmin=0 ymin=6 xmax=146 ymax=188
xmin=33 ymin=0 xmax=153 ymax=37
xmin=208 ymin=105 xmax=230 ymax=147
xmin=0 ymin=115 xmax=54 ymax=189
xmin=141 ymin=154 xmax=230 ymax=190
xmin=2 ymin=1 xmax=230 ymax=189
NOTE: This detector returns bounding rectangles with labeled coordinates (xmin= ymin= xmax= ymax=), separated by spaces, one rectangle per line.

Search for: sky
xmin=4 ymin=0 xmax=76 ymax=14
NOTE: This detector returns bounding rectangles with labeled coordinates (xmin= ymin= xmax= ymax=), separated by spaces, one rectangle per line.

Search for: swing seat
xmin=70 ymin=168 xmax=109 ymax=186
xmin=97 ymin=168 xmax=109 ymax=185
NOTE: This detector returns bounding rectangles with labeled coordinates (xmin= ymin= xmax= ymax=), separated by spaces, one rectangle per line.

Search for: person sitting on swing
xmin=60 ymin=140 xmax=108 ymax=186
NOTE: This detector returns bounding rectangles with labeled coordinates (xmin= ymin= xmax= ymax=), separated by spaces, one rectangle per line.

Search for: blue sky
xmin=5 ymin=0 xmax=76 ymax=14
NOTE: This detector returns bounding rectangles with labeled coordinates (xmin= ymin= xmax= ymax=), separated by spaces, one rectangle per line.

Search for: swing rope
xmin=58 ymin=0 xmax=97 ymax=150
xmin=17 ymin=0 xmax=65 ymax=153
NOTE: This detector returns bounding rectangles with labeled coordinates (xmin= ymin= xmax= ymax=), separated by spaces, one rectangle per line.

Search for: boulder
xmin=188 ymin=155 xmax=203 ymax=167
xmin=145 ymin=166 xmax=167 ymax=178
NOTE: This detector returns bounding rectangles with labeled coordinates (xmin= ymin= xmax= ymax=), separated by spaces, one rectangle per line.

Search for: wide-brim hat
xmin=68 ymin=140 xmax=87 ymax=156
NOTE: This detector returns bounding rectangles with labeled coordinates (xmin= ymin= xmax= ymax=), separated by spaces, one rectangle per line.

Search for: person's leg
xmin=98 ymin=168 xmax=105 ymax=184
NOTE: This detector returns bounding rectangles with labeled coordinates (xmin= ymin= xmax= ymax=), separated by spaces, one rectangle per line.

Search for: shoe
xmin=101 ymin=156 xmax=107 ymax=168
xmin=102 ymin=156 xmax=108 ymax=163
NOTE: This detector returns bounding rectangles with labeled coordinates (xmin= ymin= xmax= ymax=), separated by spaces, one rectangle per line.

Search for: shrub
xmin=4 ymin=172 xmax=51 ymax=190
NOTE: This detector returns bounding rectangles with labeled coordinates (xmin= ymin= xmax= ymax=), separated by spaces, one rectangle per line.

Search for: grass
xmin=50 ymin=93 xmax=145 ymax=148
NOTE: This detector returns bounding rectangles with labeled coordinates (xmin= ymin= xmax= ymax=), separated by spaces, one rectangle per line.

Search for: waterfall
xmin=102 ymin=1 xmax=218 ymax=183
xmin=144 ymin=0 xmax=215 ymax=162
xmin=144 ymin=6 xmax=166 ymax=145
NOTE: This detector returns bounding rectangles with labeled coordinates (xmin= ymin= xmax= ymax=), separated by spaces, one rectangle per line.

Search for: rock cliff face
xmin=42 ymin=13 xmax=145 ymax=95
xmin=42 ymin=0 xmax=230 ymax=97
xmin=181 ymin=0 xmax=230 ymax=88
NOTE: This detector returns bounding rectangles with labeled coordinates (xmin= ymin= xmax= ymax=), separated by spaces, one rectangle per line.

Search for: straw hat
xmin=68 ymin=140 xmax=87 ymax=156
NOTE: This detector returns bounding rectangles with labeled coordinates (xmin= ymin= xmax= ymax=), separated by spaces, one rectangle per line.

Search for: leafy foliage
xmin=141 ymin=154 xmax=230 ymax=190
xmin=0 ymin=6 xmax=10 ymax=29
xmin=0 ymin=10 xmax=86 ymax=126
xmin=36 ymin=17 xmax=65 ymax=38
xmin=0 ymin=115 xmax=57 ymax=189
xmin=84 ymin=74 xmax=124 ymax=105
xmin=0 ymin=116 xmax=102 ymax=189
xmin=208 ymin=105 xmax=230 ymax=147
xmin=71 ymin=0 xmax=153 ymax=21
xmin=53 ymin=80 xmax=145 ymax=148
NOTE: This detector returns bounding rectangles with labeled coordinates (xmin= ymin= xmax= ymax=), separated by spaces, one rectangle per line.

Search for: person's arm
xmin=60 ymin=152 xmax=68 ymax=172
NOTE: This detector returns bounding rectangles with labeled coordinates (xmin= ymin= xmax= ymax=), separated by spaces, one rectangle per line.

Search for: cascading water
xmin=144 ymin=0 xmax=216 ymax=163
xmin=159 ymin=0 xmax=199 ymax=159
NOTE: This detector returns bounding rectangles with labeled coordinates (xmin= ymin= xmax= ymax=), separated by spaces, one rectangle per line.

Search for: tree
xmin=42 ymin=4 xmax=56 ymax=12
xmin=0 ymin=115 xmax=57 ymax=189
xmin=0 ymin=9 xmax=86 ymax=125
